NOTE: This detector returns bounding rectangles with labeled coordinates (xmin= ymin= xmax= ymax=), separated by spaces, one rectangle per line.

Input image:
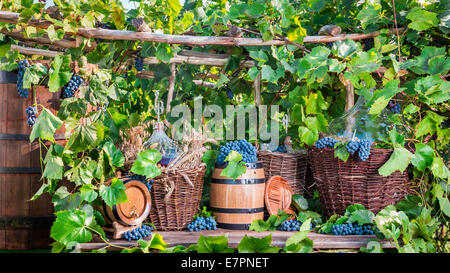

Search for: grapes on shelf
xmin=122 ymin=225 xmax=153 ymax=241
xmin=314 ymin=137 xmax=339 ymax=149
xmin=216 ymin=139 xmax=258 ymax=165
xmin=135 ymin=55 xmax=144 ymax=71
xmin=277 ymin=219 xmax=314 ymax=231
xmin=186 ymin=216 xmax=217 ymax=232
xmin=62 ymin=74 xmax=83 ymax=99
xmin=357 ymin=139 xmax=372 ymax=161
xmin=17 ymin=60 xmax=30 ymax=98
xmin=331 ymin=223 xmax=374 ymax=236
xmin=25 ymin=106 xmax=38 ymax=127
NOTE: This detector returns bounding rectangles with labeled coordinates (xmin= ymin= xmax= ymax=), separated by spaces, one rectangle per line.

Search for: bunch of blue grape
xmin=216 ymin=139 xmax=258 ymax=165
xmin=331 ymin=223 xmax=374 ymax=236
xmin=226 ymin=88 xmax=234 ymax=99
xmin=346 ymin=140 xmax=360 ymax=155
xmin=326 ymin=42 xmax=334 ymax=49
xmin=186 ymin=216 xmax=217 ymax=232
xmin=25 ymin=106 xmax=38 ymax=127
xmin=392 ymin=104 xmax=401 ymax=114
xmin=62 ymin=74 xmax=83 ymax=99
xmin=123 ymin=225 xmax=153 ymax=241
xmin=362 ymin=38 xmax=374 ymax=51
xmin=277 ymin=219 xmax=314 ymax=231
xmin=135 ymin=54 xmax=144 ymax=71
xmin=129 ymin=174 xmax=153 ymax=193
xmin=17 ymin=60 xmax=30 ymax=98
xmin=357 ymin=139 xmax=372 ymax=161
xmin=314 ymin=137 xmax=339 ymax=149
xmin=273 ymin=145 xmax=287 ymax=153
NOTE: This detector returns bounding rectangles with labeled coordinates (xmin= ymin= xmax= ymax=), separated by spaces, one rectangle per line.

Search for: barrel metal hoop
xmin=211 ymin=207 xmax=265 ymax=214
xmin=0 ymin=216 xmax=54 ymax=230
xmin=0 ymin=133 xmax=67 ymax=141
xmin=210 ymin=178 xmax=265 ymax=184
xmin=217 ymin=223 xmax=251 ymax=230
xmin=215 ymin=162 xmax=263 ymax=169
xmin=0 ymin=167 xmax=42 ymax=174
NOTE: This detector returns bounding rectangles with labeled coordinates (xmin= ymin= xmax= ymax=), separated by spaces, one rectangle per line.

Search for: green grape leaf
xmin=52 ymin=186 xmax=81 ymax=212
xmin=64 ymin=124 xmax=98 ymax=154
xmin=29 ymin=108 xmax=63 ymax=143
xmin=238 ymin=234 xmax=280 ymax=253
xmin=48 ymin=54 xmax=73 ymax=93
xmin=298 ymin=126 xmax=319 ymax=146
xmin=406 ymin=9 xmax=439 ymax=32
xmin=79 ymin=184 xmax=98 ymax=203
xmin=220 ymin=151 xmax=247 ymax=180
xmin=430 ymin=156 xmax=450 ymax=180
xmin=348 ymin=209 xmax=375 ymax=225
xmin=99 ymin=177 xmax=129 ymax=208
xmin=155 ymin=43 xmax=174 ymax=63
xmin=197 ymin=234 xmax=235 ymax=253
xmin=50 ymin=209 xmax=104 ymax=245
xmin=42 ymin=144 xmax=64 ymax=180
xmin=411 ymin=46 xmax=446 ymax=75
xmin=378 ymin=148 xmax=415 ymax=177
xmin=22 ymin=63 xmax=48 ymax=89
xmin=249 ymin=219 xmax=271 ymax=232
xmin=292 ymin=194 xmax=309 ymax=212
xmin=411 ymin=143 xmax=434 ymax=172
xmin=356 ymin=4 xmax=381 ymax=29
xmin=102 ymin=141 xmax=125 ymax=168
xmin=130 ymin=150 xmax=162 ymax=179
xmin=334 ymin=142 xmax=350 ymax=162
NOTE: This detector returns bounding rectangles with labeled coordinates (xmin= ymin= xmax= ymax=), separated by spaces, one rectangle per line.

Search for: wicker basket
xmin=308 ymin=147 xmax=411 ymax=216
xmin=258 ymin=151 xmax=313 ymax=197
xmin=147 ymin=165 xmax=206 ymax=231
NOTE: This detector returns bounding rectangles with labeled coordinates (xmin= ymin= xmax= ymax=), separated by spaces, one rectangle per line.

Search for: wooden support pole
xmin=0 ymin=29 xmax=80 ymax=48
xmin=254 ymin=72 xmax=261 ymax=106
xmin=345 ymin=83 xmax=355 ymax=138
xmin=10 ymin=44 xmax=62 ymax=58
xmin=166 ymin=63 xmax=177 ymax=113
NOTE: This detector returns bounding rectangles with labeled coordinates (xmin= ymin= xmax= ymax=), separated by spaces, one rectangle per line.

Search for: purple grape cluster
xmin=392 ymin=104 xmax=401 ymax=114
xmin=216 ymin=139 xmax=258 ymax=165
xmin=135 ymin=55 xmax=144 ymax=71
xmin=314 ymin=137 xmax=339 ymax=149
xmin=17 ymin=60 xmax=30 ymax=98
xmin=62 ymin=74 xmax=83 ymax=99
xmin=187 ymin=216 xmax=217 ymax=232
xmin=357 ymin=139 xmax=372 ymax=161
xmin=226 ymin=88 xmax=234 ymax=99
xmin=346 ymin=140 xmax=360 ymax=155
xmin=331 ymin=223 xmax=374 ymax=235
xmin=277 ymin=219 xmax=314 ymax=231
xmin=25 ymin=106 xmax=38 ymax=127
xmin=123 ymin=225 xmax=153 ymax=241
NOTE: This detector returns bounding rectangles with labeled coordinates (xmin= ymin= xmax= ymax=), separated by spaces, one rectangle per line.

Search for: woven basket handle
xmin=180 ymin=171 xmax=194 ymax=188
xmin=163 ymin=178 xmax=175 ymax=203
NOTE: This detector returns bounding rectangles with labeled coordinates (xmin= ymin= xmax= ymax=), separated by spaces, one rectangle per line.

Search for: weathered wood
xmin=0 ymin=11 xmax=404 ymax=47
xmin=0 ymin=29 xmax=80 ymax=48
xmin=253 ymin=72 xmax=261 ymax=106
xmin=165 ymin=63 xmax=177 ymax=114
xmin=179 ymin=50 xmax=230 ymax=59
xmin=75 ymin=229 xmax=395 ymax=251
xmin=10 ymin=45 xmax=62 ymax=58
xmin=142 ymin=55 xmax=255 ymax=67
xmin=131 ymin=17 xmax=152 ymax=33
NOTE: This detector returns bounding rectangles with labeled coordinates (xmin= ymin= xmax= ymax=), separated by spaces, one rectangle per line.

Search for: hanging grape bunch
xmin=135 ymin=54 xmax=144 ymax=71
xmin=122 ymin=225 xmax=153 ymax=241
xmin=25 ymin=106 xmax=38 ymax=127
xmin=62 ymin=74 xmax=83 ymax=99
xmin=357 ymin=139 xmax=372 ymax=161
xmin=388 ymin=100 xmax=401 ymax=114
xmin=226 ymin=86 xmax=234 ymax=99
xmin=331 ymin=223 xmax=374 ymax=236
xmin=186 ymin=216 xmax=217 ymax=232
xmin=17 ymin=60 xmax=30 ymax=98
xmin=216 ymin=139 xmax=258 ymax=165
xmin=346 ymin=139 xmax=360 ymax=155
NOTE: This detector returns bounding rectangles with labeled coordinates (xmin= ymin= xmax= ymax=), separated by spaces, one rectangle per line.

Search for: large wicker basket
xmin=258 ymin=151 xmax=313 ymax=197
xmin=308 ymin=147 xmax=411 ymax=216
xmin=147 ymin=165 xmax=206 ymax=231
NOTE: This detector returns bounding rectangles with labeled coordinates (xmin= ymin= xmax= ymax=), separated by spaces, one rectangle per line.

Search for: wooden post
xmin=253 ymin=72 xmax=261 ymax=107
xmin=166 ymin=63 xmax=177 ymax=113
xmin=345 ymin=83 xmax=355 ymax=138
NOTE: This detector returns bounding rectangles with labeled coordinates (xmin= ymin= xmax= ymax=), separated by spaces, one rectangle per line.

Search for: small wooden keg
xmin=98 ymin=176 xmax=151 ymax=226
xmin=210 ymin=162 xmax=266 ymax=230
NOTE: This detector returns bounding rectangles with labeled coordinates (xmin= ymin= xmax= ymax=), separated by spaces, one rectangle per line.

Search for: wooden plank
xmin=76 ymin=229 xmax=394 ymax=251
xmin=10 ymin=45 xmax=62 ymax=58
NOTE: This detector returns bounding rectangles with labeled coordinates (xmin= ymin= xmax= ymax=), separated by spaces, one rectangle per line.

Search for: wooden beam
xmin=142 ymin=55 xmax=255 ymax=67
xmin=75 ymin=229 xmax=395 ymax=251
xmin=254 ymin=73 xmax=261 ymax=106
xmin=0 ymin=29 xmax=80 ymax=48
xmin=166 ymin=63 xmax=177 ymax=113
xmin=0 ymin=11 xmax=403 ymax=47
xmin=10 ymin=44 xmax=62 ymax=58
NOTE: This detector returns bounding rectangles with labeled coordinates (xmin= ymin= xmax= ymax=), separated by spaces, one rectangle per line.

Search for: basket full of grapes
xmin=308 ymin=136 xmax=411 ymax=216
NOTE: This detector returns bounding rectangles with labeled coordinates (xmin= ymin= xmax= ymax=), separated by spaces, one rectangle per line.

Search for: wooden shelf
xmin=75 ymin=228 xmax=394 ymax=252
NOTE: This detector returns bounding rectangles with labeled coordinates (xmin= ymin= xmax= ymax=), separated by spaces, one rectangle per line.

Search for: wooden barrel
xmin=97 ymin=176 xmax=151 ymax=226
xmin=210 ymin=162 xmax=266 ymax=230
xmin=0 ymin=70 xmax=66 ymax=250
